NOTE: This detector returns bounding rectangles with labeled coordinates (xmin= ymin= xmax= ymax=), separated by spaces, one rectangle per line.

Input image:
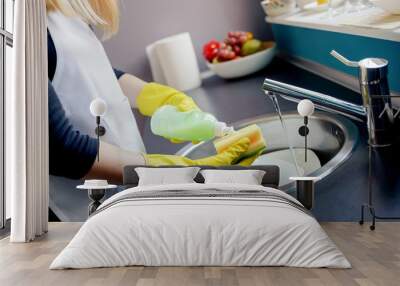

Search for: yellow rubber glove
xmin=236 ymin=148 xmax=265 ymax=166
xmin=136 ymin=83 xmax=199 ymax=116
xmin=136 ymin=82 xmax=200 ymax=144
xmin=144 ymin=138 xmax=251 ymax=166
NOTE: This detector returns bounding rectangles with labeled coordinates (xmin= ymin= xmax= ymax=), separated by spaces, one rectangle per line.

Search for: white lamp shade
xmin=90 ymin=98 xmax=107 ymax=117
xmin=297 ymin=99 xmax=315 ymax=117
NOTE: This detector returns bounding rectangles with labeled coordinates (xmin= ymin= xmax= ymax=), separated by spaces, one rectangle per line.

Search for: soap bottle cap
xmin=214 ymin=122 xmax=234 ymax=137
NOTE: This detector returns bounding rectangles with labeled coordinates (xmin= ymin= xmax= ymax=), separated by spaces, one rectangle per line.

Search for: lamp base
xmin=88 ymin=189 xmax=106 ymax=215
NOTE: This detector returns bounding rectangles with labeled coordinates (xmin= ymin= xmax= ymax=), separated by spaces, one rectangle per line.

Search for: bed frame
xmin=122 ymin=165 xmax=280 ymax=189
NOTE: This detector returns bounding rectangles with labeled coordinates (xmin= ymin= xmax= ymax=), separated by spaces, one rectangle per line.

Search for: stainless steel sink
xmin=176 ymin=112 xmax=359 ymax=193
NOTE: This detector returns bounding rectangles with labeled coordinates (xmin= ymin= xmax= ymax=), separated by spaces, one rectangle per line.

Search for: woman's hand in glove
xmin=144 ymin=138 xmax=252 ymax=166
xmin=136 ymin=82 xmax=201 ymax=144
xmin=136 ymin=83 xmax=199 ymax=116
xmin=235 ymin=148 xmax=265 ymax=166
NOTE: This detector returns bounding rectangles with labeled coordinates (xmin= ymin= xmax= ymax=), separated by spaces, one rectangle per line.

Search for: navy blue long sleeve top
xmin=48 ymin=31 xmax=125 ymax=179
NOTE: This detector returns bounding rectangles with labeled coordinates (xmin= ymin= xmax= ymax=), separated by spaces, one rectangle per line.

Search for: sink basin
xmin=176 ymin=112 xmax=359 ymax=193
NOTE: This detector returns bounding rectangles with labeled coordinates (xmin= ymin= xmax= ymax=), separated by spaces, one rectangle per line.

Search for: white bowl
xmin=206 ymin=43 xmax=277 ymax=79
xmin=260 ymin=0 xmax=297 ymax=17
xmin=371 ymin=0 xmax=400 ymax=14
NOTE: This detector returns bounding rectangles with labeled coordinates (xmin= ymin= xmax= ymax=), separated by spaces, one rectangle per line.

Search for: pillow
xmin=135 ymin=167 xmax=200 ymax=186
xmin=200 ymin=169 xmax=266 ymax=185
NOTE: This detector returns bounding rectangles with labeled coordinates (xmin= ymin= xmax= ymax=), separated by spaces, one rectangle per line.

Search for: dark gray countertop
xmin=50 ymin=58 xmax=400 ymax=223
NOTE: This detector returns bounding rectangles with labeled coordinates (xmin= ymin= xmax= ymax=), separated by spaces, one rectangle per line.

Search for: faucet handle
xmin=330 ymin=50 xmax=359 ymax=67
xmin=331 ymin=50 xmax=389 ymax=86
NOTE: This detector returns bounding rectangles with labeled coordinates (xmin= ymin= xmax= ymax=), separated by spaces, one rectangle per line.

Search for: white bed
xmin=50 ymin=183 xmax=350 ymax=269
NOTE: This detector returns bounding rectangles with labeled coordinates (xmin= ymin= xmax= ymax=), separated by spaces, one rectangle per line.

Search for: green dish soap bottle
xmin=151 ymin=105 xmax=234 ymax=142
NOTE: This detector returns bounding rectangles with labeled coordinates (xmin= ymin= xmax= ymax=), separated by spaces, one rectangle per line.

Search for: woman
xmin=46 ymin=0 xmax=258 ymax=183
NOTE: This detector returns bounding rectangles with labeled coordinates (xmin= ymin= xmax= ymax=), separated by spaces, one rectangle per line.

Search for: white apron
xmin=47 ymin=11 xmax=146 ymax=153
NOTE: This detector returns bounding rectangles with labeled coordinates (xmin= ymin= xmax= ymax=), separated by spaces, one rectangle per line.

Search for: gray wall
xmin=103 ymin=0 xmax=272 ymax=81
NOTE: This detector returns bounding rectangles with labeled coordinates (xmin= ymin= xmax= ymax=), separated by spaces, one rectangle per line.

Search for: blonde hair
xmin=46 ymin=0 xmax=119 ymax=38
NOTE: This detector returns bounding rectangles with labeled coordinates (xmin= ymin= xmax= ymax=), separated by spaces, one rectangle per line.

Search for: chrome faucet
xmin=263 ymin=50 xmax=395 ymax=147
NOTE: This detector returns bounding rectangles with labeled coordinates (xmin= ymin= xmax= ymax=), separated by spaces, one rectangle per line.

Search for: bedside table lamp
xmin=90 ymin=98 xmax=107 ymax=161
xmin=297 ymin=99 xmax=315 ymax=162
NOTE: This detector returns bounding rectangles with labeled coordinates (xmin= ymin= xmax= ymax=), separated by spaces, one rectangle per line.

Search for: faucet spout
xmin=263 ymin=78 xmax=366 ymax=122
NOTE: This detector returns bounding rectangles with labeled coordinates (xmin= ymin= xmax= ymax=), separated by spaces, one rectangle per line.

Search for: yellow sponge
xmin=213 ymin=124 xmax=266 ymax=159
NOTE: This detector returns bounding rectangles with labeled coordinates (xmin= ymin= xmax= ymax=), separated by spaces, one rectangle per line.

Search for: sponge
xmin=213 ymin=124 xmax=266 ymax=159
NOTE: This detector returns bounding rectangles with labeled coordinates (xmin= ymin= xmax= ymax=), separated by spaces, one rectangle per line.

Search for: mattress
xmin=50 ymin=183 xmax=350 ymax=269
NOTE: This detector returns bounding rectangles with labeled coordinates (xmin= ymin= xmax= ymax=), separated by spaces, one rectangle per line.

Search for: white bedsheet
xmin=50 ymin=183 xmax=350 ymax=269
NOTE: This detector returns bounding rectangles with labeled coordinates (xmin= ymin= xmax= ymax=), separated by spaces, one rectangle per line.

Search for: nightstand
xmin=77 ymin=184 xmax=117 ymax=216
xmin=289 ymin=177 xmax=319 ymax=210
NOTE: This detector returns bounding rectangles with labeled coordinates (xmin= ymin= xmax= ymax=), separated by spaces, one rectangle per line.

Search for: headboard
xmin=123 ymin=165 xmax=280 ymax=189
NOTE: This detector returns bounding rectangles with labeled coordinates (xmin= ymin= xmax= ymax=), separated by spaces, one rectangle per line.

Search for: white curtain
xmin=8 ymin=0 xmax=49 ymax=242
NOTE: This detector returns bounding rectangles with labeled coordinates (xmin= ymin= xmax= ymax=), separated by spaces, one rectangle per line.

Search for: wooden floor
xmin=0 ymin=222 xmax=399 ymax=286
